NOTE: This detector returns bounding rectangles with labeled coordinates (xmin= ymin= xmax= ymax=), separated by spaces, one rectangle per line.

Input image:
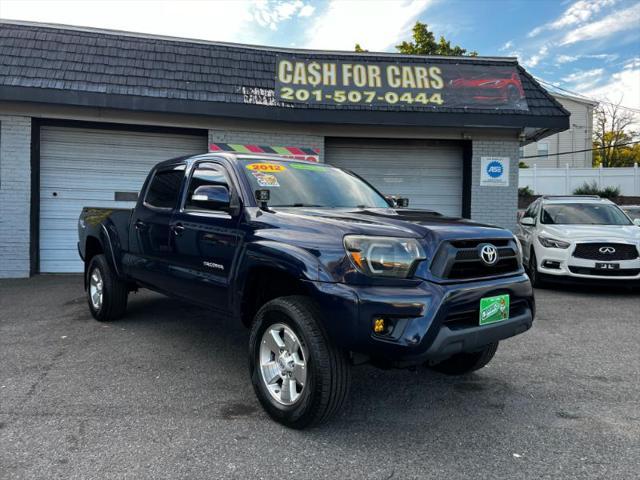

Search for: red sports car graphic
xmin=448 ymin=72 xmax=525 ymax=105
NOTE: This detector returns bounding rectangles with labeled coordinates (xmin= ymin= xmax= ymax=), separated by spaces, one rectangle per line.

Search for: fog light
xmin=373 ymin=318 xmax=386 ymax=333
xmin=542 ymin=260 xmax=561 ymax=269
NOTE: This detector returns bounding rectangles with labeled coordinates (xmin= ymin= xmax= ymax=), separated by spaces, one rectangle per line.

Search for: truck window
xmin=144 ymin=168 xmax=184 ymax=209
xmin=184 ymin=163 xmax=230 ymax=211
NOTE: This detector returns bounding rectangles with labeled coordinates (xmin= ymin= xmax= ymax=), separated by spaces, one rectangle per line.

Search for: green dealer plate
xmin=479 ymin=294 xmax=510 ymax=325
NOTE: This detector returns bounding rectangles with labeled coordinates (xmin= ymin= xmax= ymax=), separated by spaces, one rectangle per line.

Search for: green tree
xmin=396 ymin=23 xmax=477 ymax=56
xmin=356 ymin=22 xmax=476 ymax=55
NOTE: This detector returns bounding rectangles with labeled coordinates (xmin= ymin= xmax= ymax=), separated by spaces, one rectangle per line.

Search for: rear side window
xmin=144 ymin=168 xmax=184 ymax=209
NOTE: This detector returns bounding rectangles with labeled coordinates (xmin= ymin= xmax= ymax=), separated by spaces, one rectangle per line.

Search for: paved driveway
xmin=1 ymin=275 xmax=639 ymax=479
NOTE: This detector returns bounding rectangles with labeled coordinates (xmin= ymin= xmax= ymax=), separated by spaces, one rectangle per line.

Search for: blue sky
xmin=2 ymin=0 xmax=639 ymax=111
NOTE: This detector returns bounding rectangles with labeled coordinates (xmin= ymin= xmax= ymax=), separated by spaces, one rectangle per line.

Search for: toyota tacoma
xmin=78 ymin=152 xmax=534 ymax=428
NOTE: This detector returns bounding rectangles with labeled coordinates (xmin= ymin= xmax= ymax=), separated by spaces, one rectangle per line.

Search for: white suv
xmin=517 ymin=196 xmax=640 ymax=286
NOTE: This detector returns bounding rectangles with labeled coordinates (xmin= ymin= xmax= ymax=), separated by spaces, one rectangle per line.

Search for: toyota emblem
xmin=599 ymin=246 xmax=616 ymax=254
xmin=479 ymin=244 xmax=499 ymax=266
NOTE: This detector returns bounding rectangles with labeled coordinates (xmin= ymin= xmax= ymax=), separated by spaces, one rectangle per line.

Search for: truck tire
xmin=428 ymin=342 xmax=498 ymax=375
xmin=249 ymin=296 xmax=350 ymax=429
xmin=86 ymin=254 xmax=128 ymax=322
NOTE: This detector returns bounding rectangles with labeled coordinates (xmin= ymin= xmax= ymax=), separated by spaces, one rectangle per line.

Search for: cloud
xmin=303 ymin=0 xmax=432 ymax=51
xmin=0 ymin=0 xmax=314 ymax=41
xmin=0 ymin=0 xmax=258 ymax=42
xmin=499 ymin=40 xmax=513 ymax=52
xmin=254 ymin=0 xmax=315 ymax=31
xmin=560 ymin=2 xmax=640 ymax=45
xmin=528 ymin=0 xmax=617 ymax=37
xmin=298 ymin=4 xmax=315 ymax=17
xmin=522 ymin=45 xmax=549 ymax=68
xmin=562 ymin=68 xmax=605 ymax=84
xmin=555 ymin=53 xmax=619 ymax=65
xmin=556 ymin=55 xmax=579 ymax=64
xmin=579 ymin=58 xmax=640 ymax=127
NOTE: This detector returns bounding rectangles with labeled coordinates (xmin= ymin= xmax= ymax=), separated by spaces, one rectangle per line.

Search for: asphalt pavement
xmin=1 ymin=275 xmax=639 ymax=479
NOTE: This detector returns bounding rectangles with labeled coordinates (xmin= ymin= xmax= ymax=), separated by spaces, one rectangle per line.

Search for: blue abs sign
xmin=480 ymin=157 xmax=510 ymax=187
xmin=486 ymin=161 xmax=504 ymax=178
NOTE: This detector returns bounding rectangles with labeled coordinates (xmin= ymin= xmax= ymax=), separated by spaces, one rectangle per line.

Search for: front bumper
xmin=535 ymin=242 xmax=640 ymax=281
xmin=305 ymin=273 xmax=534 ymax=366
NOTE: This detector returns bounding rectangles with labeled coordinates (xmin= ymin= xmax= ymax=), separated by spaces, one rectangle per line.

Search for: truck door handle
xmin=171 ymin=224 xmax=185 ymax=236
xmin=134 ymin=220 xmax=148 ymax=231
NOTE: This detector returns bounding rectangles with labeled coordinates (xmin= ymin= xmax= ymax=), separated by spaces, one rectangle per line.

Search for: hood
xmin=541 ymin=224 xmax=640 ymax=242
xmin=259 ymin=207 xmax=513 ymax=244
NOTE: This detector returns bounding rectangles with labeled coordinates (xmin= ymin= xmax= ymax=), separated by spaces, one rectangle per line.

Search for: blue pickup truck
xmin=78 ymin=152 xmax=534 ymax=428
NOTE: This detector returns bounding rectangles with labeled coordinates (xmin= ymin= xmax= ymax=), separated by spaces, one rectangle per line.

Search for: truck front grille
xmin=572 ymin=243 xmax=639 ymax=261
xmin=430 ymin=238 xmax=521 ymax=280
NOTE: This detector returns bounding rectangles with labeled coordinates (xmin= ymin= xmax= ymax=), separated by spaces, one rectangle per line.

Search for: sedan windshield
xmin=541 ymin=203 xmax=632 ymax=225
xmin=240 ymin=159 xmax=389 ymax=208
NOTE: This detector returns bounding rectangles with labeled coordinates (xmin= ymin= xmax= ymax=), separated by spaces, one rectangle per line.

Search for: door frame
xmin=30 ymin=118 xmax=207 ymax=275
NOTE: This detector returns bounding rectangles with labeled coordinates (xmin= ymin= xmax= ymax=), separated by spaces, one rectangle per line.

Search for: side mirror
xmin=633 ymin=218 xmax=640 ymax=226
xmin=190 ymin=185 xmax=231 ymax=211
xmin=385 ymin=195 xmax=409 ymax=208
xmin=520 ymin=217 xmax=535 ymax=226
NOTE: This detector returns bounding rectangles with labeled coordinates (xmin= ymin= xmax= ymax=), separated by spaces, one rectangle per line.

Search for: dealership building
xmin=0 ymin=21 xmax=569 ymax=278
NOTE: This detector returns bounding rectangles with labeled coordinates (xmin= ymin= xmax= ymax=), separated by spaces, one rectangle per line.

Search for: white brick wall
xmin=208 ymin=129 xmax=325 ymax=162
xmin=0 ymin=116 xmax=32 ymax=278
xmin=470 ymin=139 xmax=519 ymax=232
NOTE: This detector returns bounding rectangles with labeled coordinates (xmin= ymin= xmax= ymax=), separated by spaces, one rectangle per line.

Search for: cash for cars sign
xmin=275 ymin=56 xmax=529 ymax=110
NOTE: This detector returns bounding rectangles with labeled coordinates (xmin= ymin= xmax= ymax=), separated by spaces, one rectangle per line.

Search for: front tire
xmin=429 ymin=342 xmax=498 ymax=375
xmin=249 ymin=296 xmax=350 ymax=429
xmin=86 ymin=254 xmax=128 ymax=321
xmin=528 ymin=249 xmax=545 ymax=288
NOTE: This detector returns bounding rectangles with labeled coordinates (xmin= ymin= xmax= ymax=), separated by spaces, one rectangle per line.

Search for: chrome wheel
xmin=89 ymin=268 xmax=103 ymax=310
xmin=259 ymin=322 xmax=307 ymax=406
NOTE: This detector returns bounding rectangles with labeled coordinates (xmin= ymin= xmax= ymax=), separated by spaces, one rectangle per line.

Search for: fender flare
xmin=231 ymin=240 xmax=332 ymax=315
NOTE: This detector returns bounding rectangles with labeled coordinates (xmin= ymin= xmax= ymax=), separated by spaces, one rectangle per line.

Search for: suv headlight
xmin=343 ymin=235 xmax=426 ymax=278
xmin=537 ymin=236 xmax=570 ymax=249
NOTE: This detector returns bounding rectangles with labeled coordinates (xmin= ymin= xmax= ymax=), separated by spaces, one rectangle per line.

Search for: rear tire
xmin=249 ymin=296 xmax=350 ymax=429
xmin=429 ymin=342 xmax=498 ymax=375
xmin=86 ymin=254 xmax=128 ymax=321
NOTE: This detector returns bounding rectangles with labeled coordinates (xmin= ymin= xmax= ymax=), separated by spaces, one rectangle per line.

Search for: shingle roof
xmin=0 ymin=21 xmax=569 ymax=134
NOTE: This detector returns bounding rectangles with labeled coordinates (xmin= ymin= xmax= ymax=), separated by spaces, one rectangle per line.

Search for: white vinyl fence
xmin=519 ymin=163 xmax=640 ymax=196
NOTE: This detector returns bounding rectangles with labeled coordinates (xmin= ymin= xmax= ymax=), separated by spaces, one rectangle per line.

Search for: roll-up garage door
xmin=40 ymin=126 xmax=207 ymax=273
xmin=325 ymin=139 xmax=464 ymax=217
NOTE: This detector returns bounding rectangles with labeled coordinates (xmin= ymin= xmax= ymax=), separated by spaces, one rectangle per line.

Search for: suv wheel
xmin=428 ymin=342 xmax=498 ymax=375
xmin=528 ymin=249 xmax=544 ymax=288
xmin=86 ymin=254 xmax=128 ymax=321
xmin=249 ymin=296 xmax=350 ymax=429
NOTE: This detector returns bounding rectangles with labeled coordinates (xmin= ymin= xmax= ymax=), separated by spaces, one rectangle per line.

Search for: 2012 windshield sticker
xmin=252 ymin=171 xmax=280 ymax=187
xmin=246 ymin=163 xmax=287 ymax=172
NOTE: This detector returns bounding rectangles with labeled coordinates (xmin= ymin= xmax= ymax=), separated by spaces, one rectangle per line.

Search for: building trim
xmin=0 ymin=86 xmax=569 ymax=133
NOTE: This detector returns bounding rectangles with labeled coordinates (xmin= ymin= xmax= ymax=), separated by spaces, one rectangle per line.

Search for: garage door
xmin=40 ymin=126 xmax=207 ymax=273
xmin=325 ymin=139 xmax=464 ymax=216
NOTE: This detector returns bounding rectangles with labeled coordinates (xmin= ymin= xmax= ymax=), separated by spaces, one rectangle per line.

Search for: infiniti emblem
xmin=599 ymin=246 xmax=616 ymax=254
xmin=479 ymin=244 xmax=499 ymax=266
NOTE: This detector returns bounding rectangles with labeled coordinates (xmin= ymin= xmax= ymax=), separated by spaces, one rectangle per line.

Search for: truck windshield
xmin=239 ymin=160 xmax=389 ymax=208
xmin=541 ymin=203 xmax=632 ymax=225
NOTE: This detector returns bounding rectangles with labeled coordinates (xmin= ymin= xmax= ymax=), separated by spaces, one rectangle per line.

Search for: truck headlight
xmin=343 ymin=235 xmax=426 ymax=278
xmin=537 ymin=236 xmax=570 ymax=249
